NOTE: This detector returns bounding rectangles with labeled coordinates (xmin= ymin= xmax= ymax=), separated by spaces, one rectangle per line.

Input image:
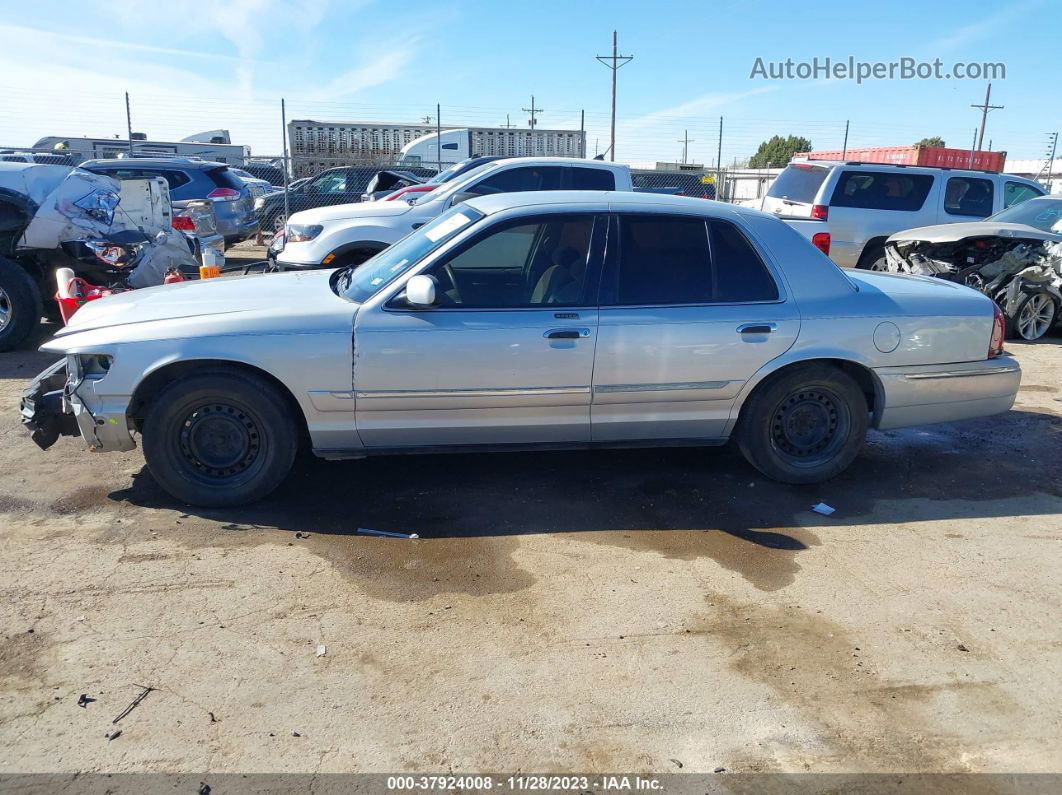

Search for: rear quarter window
xmin=830 ymin=170 xmax=933 ymax=212
xmin=206 ymin=166 xmax=245 ymax=190
xmin=569 ymin=167 xmax=615 ymax=190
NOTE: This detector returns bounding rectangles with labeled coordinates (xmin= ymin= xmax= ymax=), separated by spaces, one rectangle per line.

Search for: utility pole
xmin=971 ymin=83 xmax=1003 ymax=151
xmin=125 ymin=92 xmax=133 ymax=154
xmin=281 ymin=98 xmax=290 ymax=226
xmin=841 ymin=119 xmax=850 ymax=159
xmin=677 ymin=130 xmax=694 ymax=164
xmin=580 ymin=110 xmax=586 ymax=158
xmin=716 ymin=116 xmax=723 ymax=200
xmin=968 ymin=127 xmax=978 ymax=168
xmin=501 ymin=114 xmax=515 ymax=128
xmin=436 ymin=103 xmax=442 ymax=170
xmin=522 ymin=96 xmax=542 ymax=128
xmin=596 ymin=31 xmax=633 ymax=161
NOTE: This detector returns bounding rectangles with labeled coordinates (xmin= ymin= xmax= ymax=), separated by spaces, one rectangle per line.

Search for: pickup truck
xmin=761 ymin=161 xmax=1045 ymax=269
xmin=274 ymin=158 xmax=633 ymax=269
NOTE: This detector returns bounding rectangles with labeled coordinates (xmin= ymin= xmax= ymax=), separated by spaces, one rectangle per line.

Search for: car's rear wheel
xmin=857 ymin=246 xmax=888 ymax=271
xmin=1009 ymin=290 xmax=1057 ymax=341
xmin=142 ymin=370 xmax=298 ymax=507
xmin=737 ymin=364 xmax=868 ymax=484
xmin=0 ymin=256 xmax=43 ymax=352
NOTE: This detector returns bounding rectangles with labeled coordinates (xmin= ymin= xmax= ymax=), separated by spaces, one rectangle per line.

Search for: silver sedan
xmin=22 ymin=192 xmax=1020 ymax=507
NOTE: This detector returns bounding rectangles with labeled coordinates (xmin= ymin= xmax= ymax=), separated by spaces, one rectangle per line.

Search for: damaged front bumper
xmin=20 ymin=357 xmax=136 ymax=452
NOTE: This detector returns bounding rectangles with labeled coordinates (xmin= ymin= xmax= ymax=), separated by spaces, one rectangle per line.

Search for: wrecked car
xmin=22 ymin=192 xmax=1019 ymax=508
xmin=885 ymin=196 xmax=1062 ymax=340
xmin=0 ymin=162 xmax=201 ymax=350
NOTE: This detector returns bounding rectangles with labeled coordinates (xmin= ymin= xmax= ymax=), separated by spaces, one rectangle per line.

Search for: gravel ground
xmin=0 ymin=321 xmax=1059 ymax=775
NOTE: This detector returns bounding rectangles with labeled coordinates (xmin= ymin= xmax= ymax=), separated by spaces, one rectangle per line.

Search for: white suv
xmin=274 ymin=157 xmax=634 ymax=270
xmin=761 ymin=161 xmax=1045 ymax=269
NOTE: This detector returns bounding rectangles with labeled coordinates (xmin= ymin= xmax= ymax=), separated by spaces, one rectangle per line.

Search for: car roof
xmin=80 ymin=158 xmax=227 ymax=170
xmin=788 ymin=159 xmax=1038 ymax=181
xmin=465 ymin=190 xmax=758 ymax=217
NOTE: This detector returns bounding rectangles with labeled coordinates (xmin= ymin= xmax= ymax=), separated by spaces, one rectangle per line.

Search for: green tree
xmin=748 ymin=135 xmax=813 ymax=168
xmin=914 ymin=136 xmax=946 ymax=148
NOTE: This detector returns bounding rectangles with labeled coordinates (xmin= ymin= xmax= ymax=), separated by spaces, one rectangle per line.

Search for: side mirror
xmin=405 ymin=274 xmax=437 ymax=307
xmin=449 ymin=191 xmax=478 ymax=207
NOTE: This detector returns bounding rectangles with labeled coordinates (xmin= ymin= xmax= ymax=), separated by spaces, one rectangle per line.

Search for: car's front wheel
xmin=0 ymin=256 xmax=43 ymax=352
xmin=737 ymin=364 xmax=868 ymax=484
xmin=142 ymin=370 xmax=298 ymax=507
xmin=1008 ymin=290 xmax=1057 ymax=341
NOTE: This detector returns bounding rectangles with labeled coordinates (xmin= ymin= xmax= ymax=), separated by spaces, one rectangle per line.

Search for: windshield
xmin=336 ymin=206 xmax=485 ymax=302
xmin=986 ymin=197 xmax=1062 ymax=233
xmin=766 ymin=163 xmax=830 ymax=203
xmin=425 ymin=161 xmax=467 ymax=185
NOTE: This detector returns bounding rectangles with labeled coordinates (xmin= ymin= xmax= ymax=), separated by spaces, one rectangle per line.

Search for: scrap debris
xmin=811 ymin=502 xmax=836 ymax=516
xmin=316 ymin=643 xmax=327 ymax=658
xmin=112 ymin=685 xmax=154 ymax=724
xmin=105 ymin=729 xmax=122 ymax=741
xmin=357 ymin=528 xmax=419 ymax=540
xmin=77 ymin=693 xmax=95 ymax=708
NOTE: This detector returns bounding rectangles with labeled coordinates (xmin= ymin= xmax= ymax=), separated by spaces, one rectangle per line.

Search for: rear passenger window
xmin=605 ymin=215 xmax=777 ymax=305
xmin=158 ymin=170 xmax=190 ymax=190
xmin=569 ymin=167 xmax=615 ymax=190
xmin=830 ymin=170 xmax=933 ymax=212
xmin=945 ymin=177 xmax=994 ymax=217
xmin=710 ymin=220 xmax=779 ymax=302
xmin=468 ymin=166 xmax=563 ymax=195
xmin=1003 ymin=181 xmax=1043 ymax=208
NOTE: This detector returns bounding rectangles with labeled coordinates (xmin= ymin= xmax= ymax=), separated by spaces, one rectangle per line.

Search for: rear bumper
xmin=874 ymin=355 xmax=1021 ymax=430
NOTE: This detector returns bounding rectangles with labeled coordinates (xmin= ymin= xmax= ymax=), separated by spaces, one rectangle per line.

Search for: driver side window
xmin=425 ymin=214 xmax=596 ymax=308
xmin=467 ymin=166 xmax=563 ymax=197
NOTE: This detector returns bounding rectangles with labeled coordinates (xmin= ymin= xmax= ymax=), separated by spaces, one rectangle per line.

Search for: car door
xmin=353 ymin=212 xmax=606 ymax=447
xmin=461 ymin=165 xmax=565 ymax=198
xmin=592 ymin=212 xmax=799 ymax=441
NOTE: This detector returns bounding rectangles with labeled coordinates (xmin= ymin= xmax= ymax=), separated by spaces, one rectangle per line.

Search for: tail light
xmin=810 ymin=204 xmax=829 ymax=220
xmin=988 ymin=302 xmax=1005 ymax=358
xmin=811 ymin=232 xmax=831 ymax=256
xmin=172 ymin=215 xmax=195 ymax=232
xmin=207 ymin=187 xmax=241 ymax=201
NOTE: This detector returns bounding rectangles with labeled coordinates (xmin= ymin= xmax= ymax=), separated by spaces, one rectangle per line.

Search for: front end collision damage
xmin=20 ymin=353 xmax=135 ymax=453
xmin=884 ymin=235 xmax=1062 ymax=338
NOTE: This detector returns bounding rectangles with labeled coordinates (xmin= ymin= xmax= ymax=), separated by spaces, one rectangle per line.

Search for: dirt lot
xmin=0 ymin=313 xmax=1059 ymax=775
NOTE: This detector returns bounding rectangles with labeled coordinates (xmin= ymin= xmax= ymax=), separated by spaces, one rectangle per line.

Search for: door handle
xmin=737 ymin=323 xmax=776 ymax=334
xmin=544 ymin=327 xmax=591 ymax=339
xmin=411 ymin=223 xmax=424 ymax=229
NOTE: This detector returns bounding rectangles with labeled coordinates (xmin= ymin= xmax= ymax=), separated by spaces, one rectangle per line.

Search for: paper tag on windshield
xmin=425 ymin=212 xmax=471 ymax=241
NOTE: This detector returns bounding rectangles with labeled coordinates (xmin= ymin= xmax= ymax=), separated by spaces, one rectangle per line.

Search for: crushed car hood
xmin=52 ymin=269 xmax=343 ymax=336
xmin=288 ymin=199 xmax=416 ymax=225
xmin=888 ymin=222 xmax=1062 ymax=245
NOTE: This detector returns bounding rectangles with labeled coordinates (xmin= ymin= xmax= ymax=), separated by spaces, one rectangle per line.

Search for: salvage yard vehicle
xmin=360 ymin=167 xmax=438 ymax=202
xmin=79 ymin=158 xmax=260 ymax=246
xmin=254 ymin=166 xmax=381 ymax=235
xmin=274 ymin=157 xmax=632 ymax=270
xmin=764 ymin=160 xmax=1045 ymax=269
xmin=0 ymin=162 xmax=201 ymax=350
xmin=377 ymin=156 xmax=505 ymax=203
xmin=22 ymin=192 xmax=1021 ymax=507
xmin=885 ymin=196 xmax=1062 ymax=340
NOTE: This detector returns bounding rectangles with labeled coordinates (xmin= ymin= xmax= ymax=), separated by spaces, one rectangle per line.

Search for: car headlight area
xmin=286 ymin=223 xmax=323 ymax=243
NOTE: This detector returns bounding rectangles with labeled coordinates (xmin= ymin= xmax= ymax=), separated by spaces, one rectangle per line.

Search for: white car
xmin=274 ymin=157 xmax=633 ymax=270
xmin=22 ymin=192 xmax=1019 ymax=507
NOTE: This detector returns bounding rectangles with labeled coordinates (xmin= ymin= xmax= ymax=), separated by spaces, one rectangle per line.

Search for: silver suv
xmin=762 ymin=161 xmax=1045 ymax=269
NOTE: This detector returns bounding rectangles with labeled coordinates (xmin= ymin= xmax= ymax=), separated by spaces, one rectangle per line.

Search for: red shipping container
xmin=794 ymin=146 xmax=1006 ymax=173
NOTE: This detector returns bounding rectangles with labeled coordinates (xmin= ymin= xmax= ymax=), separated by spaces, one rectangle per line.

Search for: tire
xmin=1008 ymin=290 xmax=1057 ymax=341
xmin=333 ymin=246 xmax=384 ymax=269
xmin=0 ymin=256 xmax=43 ymax=352
xmin=142 ymin=370 xmax=298 ymax=507
xmin=264 ymin=211 xmax=285 ymax=234
xmin=857 ymin=246 xmax=888 ymax=271
xmin=737 ymin=364 xmax=869 ymax=485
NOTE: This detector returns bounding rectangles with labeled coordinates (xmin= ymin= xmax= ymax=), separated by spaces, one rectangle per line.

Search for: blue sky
xmin=1 ymin=0 xmax=1058 ymax=165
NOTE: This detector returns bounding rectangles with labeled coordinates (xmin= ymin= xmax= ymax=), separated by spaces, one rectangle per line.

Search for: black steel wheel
xmin=738 ymin=364 xmax=868 ymax=484
xmin=143 ymin=370 xmax=298 ymax=507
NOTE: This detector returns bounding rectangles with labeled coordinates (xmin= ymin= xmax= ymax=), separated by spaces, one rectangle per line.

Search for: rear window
xmin=766 ymin=164 xmax=829 ymax=203
xmin=206 ymin=166 xmax=244 ymax=190
xmin=830 ymin=170 xmax=933 ymax=212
